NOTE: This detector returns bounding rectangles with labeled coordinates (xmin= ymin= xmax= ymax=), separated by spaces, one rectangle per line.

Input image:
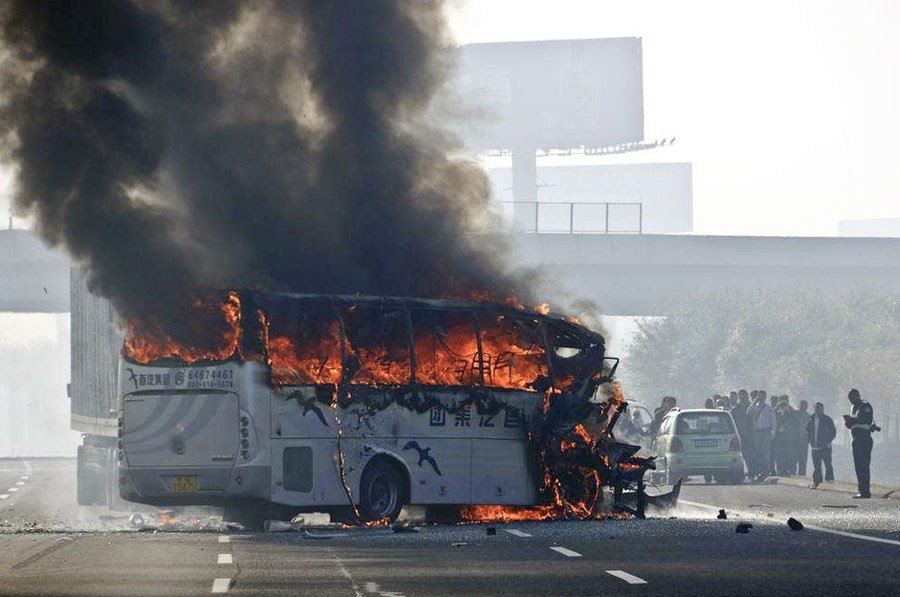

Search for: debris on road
xmin=391 ymin=523 xmax=420 ymax=534
xmin=735 ymin=522 xmax=753 ymax=534
xmin=264 ymin=520 xmax=294 ymax=532
xmin=717 ymin=509 xmax=727 ymax=520
xmin=128 ymin=514 xmax=145 ymax=529
xmin=303 ymin=530 xmax=345 ymax=540
xmin=822 ymin=505 xmax=858 ymax=509
xmin=486 ymin=526 xmax=497 ymax=536
xmin=451 ymin=542 xmax=467 ymax=547
xmin=787 ymin=518 xmax=804 ymax=531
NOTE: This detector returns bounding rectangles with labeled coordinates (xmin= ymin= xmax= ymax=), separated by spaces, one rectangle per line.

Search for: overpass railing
xmin=496 ymin=201 xmax=642 ymax=234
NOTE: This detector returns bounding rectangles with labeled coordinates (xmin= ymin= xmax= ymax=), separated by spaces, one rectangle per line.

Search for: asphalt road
xmin=0 ymin=459 xmax=898 ymax=596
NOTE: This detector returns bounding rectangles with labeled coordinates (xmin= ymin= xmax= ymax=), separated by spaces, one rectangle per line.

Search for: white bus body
xmin=117 ymin=294 xmax=606 ymax=523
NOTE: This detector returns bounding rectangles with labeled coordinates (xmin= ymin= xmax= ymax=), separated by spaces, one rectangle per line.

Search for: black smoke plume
xmin=0 ymin=0 xmax=524 ymax=334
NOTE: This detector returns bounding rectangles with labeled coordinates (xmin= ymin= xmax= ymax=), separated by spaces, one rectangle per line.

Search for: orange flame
xmin=124 ymin=292 xmax=241 ymax=364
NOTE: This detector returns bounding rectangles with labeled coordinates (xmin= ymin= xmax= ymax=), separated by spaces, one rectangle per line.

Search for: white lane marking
xmin=680 ymin=499 xmax=900 ymax=548
xmin=550 ymin=546 xmax=582 ymax=557
xmin=217 ymin=553 xmax=233 ymax=565
xmin=334 ymin=552 xmax=363 ymax=597
xmin=218 ymin=536 xmax=230 ymax=543
xmin=20 ymin=476 xmax=28 ymax=481
xmin=0 ymin=494 xmax=8 ymax=500
xmin=8 ymin=488 xmax=18 ymax=493
xmin=16 ymin=481 xmax=24 ymax=486
xmin=210 ymin=578 xmax=231 ymax=593
xmin=505 ymin=529 xmax=532 ymax=538
xmin=606 ymin=570 xmax=648 ymax=584
xmin=364 ymin=581 xmax=407 ymax=597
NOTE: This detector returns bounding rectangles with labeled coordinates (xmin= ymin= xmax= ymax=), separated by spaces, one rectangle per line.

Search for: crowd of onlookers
xmin=705 ymin=390 xmax=817 ymax=481
xmin=646 ymin=390 xmax=838 ymax=486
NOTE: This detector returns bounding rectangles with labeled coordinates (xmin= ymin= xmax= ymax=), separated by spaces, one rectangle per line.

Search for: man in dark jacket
xmin=806 ymin=402 xmax=836 ymax=489
xmin=843 ymin=389 xmax=875 ymax=498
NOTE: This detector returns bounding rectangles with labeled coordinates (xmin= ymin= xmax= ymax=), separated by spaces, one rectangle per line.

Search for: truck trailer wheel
xmin=358 ymin=460 xmax=404 ymax=523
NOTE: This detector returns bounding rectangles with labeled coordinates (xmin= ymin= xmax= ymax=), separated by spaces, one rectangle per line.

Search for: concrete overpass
xmin=4 ymin=229 xmax=900 ymax=316
xmin=512 ymin=233 xmax=900 ymax=315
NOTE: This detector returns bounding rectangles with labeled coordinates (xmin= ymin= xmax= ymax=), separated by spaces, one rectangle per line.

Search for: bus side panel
xmin=471 ymin=439 xmax=538 ymax=505
xmin=398 ymin=437 xmax=472 ymax=504
xmin=270 ymin=438 xmax=349 ymax=507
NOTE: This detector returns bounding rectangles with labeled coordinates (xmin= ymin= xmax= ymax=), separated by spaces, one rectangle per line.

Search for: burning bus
xmin=117 ymin=291 xmax=667 ymax=527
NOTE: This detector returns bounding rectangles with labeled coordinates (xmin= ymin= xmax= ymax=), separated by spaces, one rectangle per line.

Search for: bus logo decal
xmin=428 ymin=407 xmax=445 ymax=427
xmin=402 ymin=441 xmax=442 ymax=476
xmin=287 ymin=391 xmax=330 ymax=427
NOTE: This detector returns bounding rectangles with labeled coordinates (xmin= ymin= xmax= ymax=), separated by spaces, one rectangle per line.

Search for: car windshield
xmin=675 ymin=412 xmax=735 ymax=435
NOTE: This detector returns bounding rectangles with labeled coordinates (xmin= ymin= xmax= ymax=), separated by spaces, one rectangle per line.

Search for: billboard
xmin=489 ymin=163 xmax=692 ymax=234
xmin=455 ymin=38 xmax=644 ymax=151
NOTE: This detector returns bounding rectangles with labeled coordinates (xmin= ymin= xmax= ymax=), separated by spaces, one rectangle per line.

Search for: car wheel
xmin=703 ymin=474 xmax=713 ymax=484
xmin=359 ymin=460 xmax=403 ymax=523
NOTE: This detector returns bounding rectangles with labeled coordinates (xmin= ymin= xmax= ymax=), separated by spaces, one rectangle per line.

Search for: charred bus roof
xmin=249 ymin=291 xmax=606 ymax=345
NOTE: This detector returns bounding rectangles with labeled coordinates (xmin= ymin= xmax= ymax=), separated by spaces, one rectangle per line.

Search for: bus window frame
xmin=409 ymin=306 xmax=483 ymax=388
xmin=339 ymin=301 xmax=414 ymax=388
xmin=472 ymin=310 xmax=552 ymax=393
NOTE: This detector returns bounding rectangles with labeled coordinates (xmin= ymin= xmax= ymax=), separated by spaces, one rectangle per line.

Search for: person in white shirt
xmin=747 ymin=393 xmax=775 ymax=482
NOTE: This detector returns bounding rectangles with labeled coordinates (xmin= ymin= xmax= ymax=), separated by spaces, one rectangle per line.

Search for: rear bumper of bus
xmin=118 ymin=462 xmax=270 ymax=506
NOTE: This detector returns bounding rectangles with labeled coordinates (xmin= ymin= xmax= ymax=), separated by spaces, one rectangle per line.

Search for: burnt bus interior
xmin=252 ymin=293 xmax=606 ymax=395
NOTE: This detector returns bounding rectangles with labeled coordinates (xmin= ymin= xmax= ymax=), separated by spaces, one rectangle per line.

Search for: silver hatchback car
xmin=651 ymin=408 xmax=744 ymax=484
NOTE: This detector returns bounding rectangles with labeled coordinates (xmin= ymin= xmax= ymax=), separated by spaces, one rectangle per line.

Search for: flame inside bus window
xmin=477 ymin=313 xmax=549 ymax=391
xmin=342 ymin=304 xmax=411 ymax=386
xmin=265 ymin=298 xmax=342 ymax=386
xmin=411 ymin=309 xmax=481 ymax=386
xmin=124 ymin=292 xmax=242 ymax=364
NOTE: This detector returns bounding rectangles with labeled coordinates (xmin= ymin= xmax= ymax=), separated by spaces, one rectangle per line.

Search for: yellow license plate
xmin=171 ymin=476 xmax=198 ymax=492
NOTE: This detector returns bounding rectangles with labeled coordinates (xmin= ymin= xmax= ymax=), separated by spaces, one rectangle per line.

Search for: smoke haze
xmin=0 ymin=0 xmax=524 ymax=331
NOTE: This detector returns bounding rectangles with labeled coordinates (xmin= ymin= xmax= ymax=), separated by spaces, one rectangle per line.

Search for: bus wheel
xmin=359 ymin=460 xmax=403 ymax=523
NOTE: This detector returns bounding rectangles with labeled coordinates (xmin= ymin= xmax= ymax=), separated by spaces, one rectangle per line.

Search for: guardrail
xmin=496 ymin=201 xmax=642 ymax=234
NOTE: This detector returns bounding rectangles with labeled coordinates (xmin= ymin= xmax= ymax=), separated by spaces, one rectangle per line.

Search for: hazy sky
xmin=3 ymin=1 xmax=899 ymax=238
xmin=452 ymin=0 xmax=900 ymax=236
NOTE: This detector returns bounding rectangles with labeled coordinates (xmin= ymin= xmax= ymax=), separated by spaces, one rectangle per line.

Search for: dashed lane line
xmin=504 ymin=529 xmax=532 ymax=538
xmin=16 ymin=481 xmax=24 ymax=486
xmin=217 ymin=553 xmax=233 ymax=565
xmin=606 ymin=570 xmax=648 ymax=585
xmin=210 ymin=578 xmax=232 ymax=594
xmin=679 ymin=499 xmax=900 ymax=548
xmin=218 ymin=536 xmax=231 ymax=543
xmin=0 ymin=494 xmax=8 ymax=500
xmin=549 ymin=546 xmax=582 ymax=558
xmin=363 ymin=581 xmax=407 ymax=597
xmin=8 ymin=488 xmax=18 ymax=493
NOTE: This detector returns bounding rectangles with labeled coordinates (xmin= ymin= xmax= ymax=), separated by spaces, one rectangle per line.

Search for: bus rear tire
xmin=359 ymin=460 xmax=404 ymax=523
